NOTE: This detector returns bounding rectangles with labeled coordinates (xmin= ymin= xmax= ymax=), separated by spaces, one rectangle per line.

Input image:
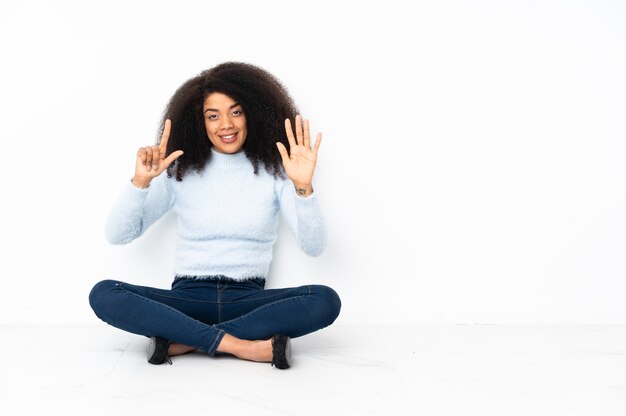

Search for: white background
xmin=0 ymin=0 xmax=624 ymax=325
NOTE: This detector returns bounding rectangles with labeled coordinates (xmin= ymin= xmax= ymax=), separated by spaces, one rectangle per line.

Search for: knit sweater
xmin=105 ymin=149 xmax=327 ymax=280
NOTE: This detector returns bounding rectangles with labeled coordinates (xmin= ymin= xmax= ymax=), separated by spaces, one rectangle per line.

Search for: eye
xmin=232 ymin=109 xmax=243 ymax=116
xmin=207 ymin=114 xmax=218 ymax=120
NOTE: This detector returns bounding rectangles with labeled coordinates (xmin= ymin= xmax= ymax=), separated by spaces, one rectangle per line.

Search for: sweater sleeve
xmin=105 ymin=173 xmax=175 ymax=245
xmin=276 ymin=179 xmax=327 ymax=257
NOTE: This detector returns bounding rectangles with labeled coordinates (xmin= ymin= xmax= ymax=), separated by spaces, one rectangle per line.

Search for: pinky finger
xmin=137 ymin=147 xmax=148 ymax=164
xmin=313 ymin=133 xmax=322 ymax=155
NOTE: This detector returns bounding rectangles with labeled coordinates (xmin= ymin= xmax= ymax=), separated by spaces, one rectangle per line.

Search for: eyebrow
xmin=204 ymin=102 xmax=241 ymax=113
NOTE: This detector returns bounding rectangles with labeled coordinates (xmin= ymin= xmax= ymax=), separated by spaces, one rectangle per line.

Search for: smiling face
xmin=203 ymin=92 xmax=248 ymax=154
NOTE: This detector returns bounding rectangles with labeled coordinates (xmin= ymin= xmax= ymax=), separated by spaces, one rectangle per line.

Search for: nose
xmin=219 ymin=116 xmax=234 ymax=130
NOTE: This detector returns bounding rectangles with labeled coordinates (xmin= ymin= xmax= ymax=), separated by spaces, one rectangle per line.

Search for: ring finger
xmin=144 ymin=146 xmax=153 ymax=171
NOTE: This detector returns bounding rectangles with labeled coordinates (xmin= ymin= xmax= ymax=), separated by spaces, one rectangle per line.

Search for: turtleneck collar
xmin=209 ymin=147 xmax=249 ymax=167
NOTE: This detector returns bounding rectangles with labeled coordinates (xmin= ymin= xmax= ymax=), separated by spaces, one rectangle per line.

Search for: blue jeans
xmin=89 ymin=276 xmax=341 ymax=355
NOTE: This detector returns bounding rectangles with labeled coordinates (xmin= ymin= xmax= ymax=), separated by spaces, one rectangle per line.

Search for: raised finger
xmin=159 ymin=119 xmax=171 ymax=153
xmin=313 ymin=133 xmax=322 ymax=155
xmin=303 ymin=119 xmax=310 ymax=148
xmin=295 ymin=115 xmax=303 ymax=146
xmin=284 ymin=118 xmax=296 ymax=149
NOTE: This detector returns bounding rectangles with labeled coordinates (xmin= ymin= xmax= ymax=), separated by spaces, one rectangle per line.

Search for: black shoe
xmin=147 ymin=336 xmax=172 ymax=365
xmin=271 ymin=334 xmax=292 ymax=369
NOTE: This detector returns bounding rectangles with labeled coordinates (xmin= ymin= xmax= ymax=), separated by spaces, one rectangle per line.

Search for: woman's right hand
xmin=132 ymin=119 xmax=184 ymax=188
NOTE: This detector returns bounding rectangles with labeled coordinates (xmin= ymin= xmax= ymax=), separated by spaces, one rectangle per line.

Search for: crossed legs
xmin=88 ymin=278 xmax=341 ymax=363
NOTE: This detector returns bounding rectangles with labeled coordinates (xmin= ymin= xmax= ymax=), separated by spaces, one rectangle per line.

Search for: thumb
xmin=162 ymin=150 xmax=184 ymax=169
xmin=276 ymin=142 xmax=289 ymax=165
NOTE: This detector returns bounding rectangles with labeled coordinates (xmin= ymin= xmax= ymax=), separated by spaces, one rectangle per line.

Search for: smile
xmin=218 ymin=132 xmax=238 ymax=143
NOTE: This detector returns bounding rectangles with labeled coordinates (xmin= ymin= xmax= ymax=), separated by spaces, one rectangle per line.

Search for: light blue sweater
xmin=105 ymin=149 xmax=327 ymax=280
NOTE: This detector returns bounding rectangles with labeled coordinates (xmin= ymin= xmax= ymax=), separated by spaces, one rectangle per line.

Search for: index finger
xmin=284 ymin=118 xmax=297 ymax=149
xmin=159 ymin=119 xmax=172 ymax=154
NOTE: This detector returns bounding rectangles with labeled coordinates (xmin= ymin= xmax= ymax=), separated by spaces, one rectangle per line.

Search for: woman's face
xmin=203 ymin=92 xmax=248 ymax=154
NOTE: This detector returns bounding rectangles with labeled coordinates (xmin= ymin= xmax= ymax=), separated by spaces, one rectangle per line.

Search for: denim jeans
xmin=89 ymin=276 xmax=341 ymax=355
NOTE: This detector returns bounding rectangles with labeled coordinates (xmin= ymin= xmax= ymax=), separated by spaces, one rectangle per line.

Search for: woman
xmin=89 ymin=62 xmax=341 ymax=369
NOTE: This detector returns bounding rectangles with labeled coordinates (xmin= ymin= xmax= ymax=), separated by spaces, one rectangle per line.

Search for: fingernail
xmin=153 ymin=165 xmax=158 ymax=170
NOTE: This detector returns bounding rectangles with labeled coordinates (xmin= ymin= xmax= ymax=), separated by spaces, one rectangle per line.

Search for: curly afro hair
xmin=158 ymin=62 xmax=299 ymax=181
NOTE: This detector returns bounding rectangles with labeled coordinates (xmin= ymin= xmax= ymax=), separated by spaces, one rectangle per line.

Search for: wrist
xmin=131 ymin=176 xmax=151 ymax=189
xmin=293 ymin=183 xmax=313 ymax=197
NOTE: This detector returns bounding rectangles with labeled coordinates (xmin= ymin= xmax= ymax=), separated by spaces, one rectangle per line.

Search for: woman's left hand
xmin=276 ymin=115 xmax=322 ymax=196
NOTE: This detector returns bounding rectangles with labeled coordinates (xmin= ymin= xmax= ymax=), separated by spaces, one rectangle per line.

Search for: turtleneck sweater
xmin=105 ymin=149 xmax=326 ymax=280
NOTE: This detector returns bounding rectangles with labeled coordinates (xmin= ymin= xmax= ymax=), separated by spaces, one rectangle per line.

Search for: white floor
xmin=1 ymin=324 xmax=625 ymax=416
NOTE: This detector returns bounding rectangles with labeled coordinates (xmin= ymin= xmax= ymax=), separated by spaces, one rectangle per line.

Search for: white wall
xmin=1 ymin=0 xmax=624 ymax=325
